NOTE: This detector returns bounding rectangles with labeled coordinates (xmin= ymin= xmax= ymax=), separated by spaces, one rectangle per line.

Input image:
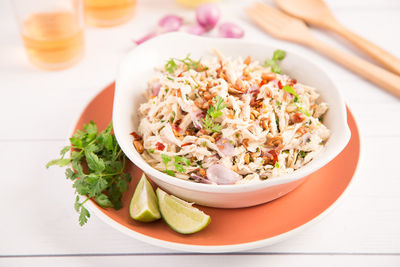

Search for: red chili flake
xmin=252 ymin=89 xmax=260 ymax=98
xmin=156 ymin=142 xmax=165 ymax=151
xmin=268 ymin=149 xmax=279 ymax=164
xmin=293 ymin=113 xmax=306 ymax=123
xmin=278 ymin=80 xmax=283 ymax=89
xmin=181 ymin=142 xmax=193 ymax=147
xmin=259 ymin=80 xmax=267 ymax=87
xmin=130 ymin=131 xmax=142 ymax=140
xmin=170 ymin=123 xmax=181 ymax=135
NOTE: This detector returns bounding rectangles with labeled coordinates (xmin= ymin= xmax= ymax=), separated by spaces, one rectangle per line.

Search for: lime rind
xmin=156 ymin=188 xmax=211 ymax=234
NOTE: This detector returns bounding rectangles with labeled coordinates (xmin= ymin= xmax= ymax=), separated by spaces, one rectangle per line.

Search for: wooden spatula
xmin=246 ymin=3 xmax=400 ymax=98
xmin=274 ymin=0 xmax=400 ymax=76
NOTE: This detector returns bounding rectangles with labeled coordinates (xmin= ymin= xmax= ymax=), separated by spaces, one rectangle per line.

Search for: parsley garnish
xmin=264 ymin=49 xmax=286 ymax=74
xmin=202 ymin=96 xmax=226 ymax=133
xmin=46 ymin=121 xmax=131 ymax=226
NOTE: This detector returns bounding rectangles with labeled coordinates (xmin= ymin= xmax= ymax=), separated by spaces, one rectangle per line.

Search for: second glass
xmin=83 ymin=0 xmax=136 ymax=27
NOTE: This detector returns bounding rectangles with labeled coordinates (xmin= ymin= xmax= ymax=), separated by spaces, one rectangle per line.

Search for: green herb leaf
xmin=163 ymin=169 xmax=176 ymax=177
xmin=78 ymin=206 xmax=90 ymax=226
xmin=273 ymin=49 xmax=286 ymax=61
xmin=46 ymin=158 xmax=71 ymax=169
xmin=174 ymin=156 xmax=191 ymax=166
xmin=161 ymin=154 xmax=172 ymax=165
xmin=60 ymin=146 xmax=71 ymax=158
xmin=264 ymin=49 xmax=286 ymax=74
xmin=165 ymin=58 xmax=177 ymax=74
xmin=264 ymin=59 xmax=281 ymax=74
xmin=84 ymin=151 xmax=105 ymax=173
xmin=96 ymin=194 xmax=113 ymax=208
xmin=202 ymin=96 xmax=225 ymax=133
xmin=70 ymin=137 xmax=83 ymax=148
xmin=282 ymin=85 xmax=299 ymax=102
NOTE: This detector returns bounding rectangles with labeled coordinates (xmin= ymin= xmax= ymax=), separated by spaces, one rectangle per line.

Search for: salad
xmin=131 ymin=49 xmax=330 ymax=185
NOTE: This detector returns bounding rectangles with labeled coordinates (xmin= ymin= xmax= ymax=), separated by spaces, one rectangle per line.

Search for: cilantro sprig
xmin=161 ymin=154 xmax=191 ymax=176
xmin=165 ymin=54 xmax=201 ymax=74
xmin=46 ymin=121 xmax=131 ymax=226
xmin=264 ymin=49 xmax=286 ymax=74
xmin=202 ymin=96 xmax=226 ymax=133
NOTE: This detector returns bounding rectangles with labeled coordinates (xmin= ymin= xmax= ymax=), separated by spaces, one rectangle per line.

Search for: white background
xmin=0 ymin=0 xmax=399 ymax=266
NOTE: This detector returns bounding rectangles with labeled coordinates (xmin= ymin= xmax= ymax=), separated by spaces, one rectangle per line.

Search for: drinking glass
xmin=83 ymin=0 xmax=136 ymax=27
xmin=12 ymin=0 xmax=84 ymax=70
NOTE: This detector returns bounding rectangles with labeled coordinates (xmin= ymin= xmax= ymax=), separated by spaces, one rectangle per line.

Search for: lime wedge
xmin=129 ymin=174 xmax=161 ymax=222
xmin=156 ymin=188 xmax=211 ymax=234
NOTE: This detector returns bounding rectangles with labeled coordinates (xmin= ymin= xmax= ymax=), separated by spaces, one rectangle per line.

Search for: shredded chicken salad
xmin=131 ymin=49 xmax=330 ymax=185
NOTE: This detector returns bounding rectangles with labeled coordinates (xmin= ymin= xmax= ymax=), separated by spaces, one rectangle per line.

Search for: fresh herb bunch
xmin=46 ymin=121 xmax=131 ymax=226
xmin=161 ymin=154 xmax=191 ymax=177
xmin=165 ymin=54 xmax=201 ymax=74
xmin=202 ymin=96 xmax=226 ymax=133
xmin=264 ymin=49 xmax=286 ymax=74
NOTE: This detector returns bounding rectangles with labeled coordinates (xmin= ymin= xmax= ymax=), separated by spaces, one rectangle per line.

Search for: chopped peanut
xmin=133 ymin=140 xmax=144 ymax=154
xmin=262 ymin=72 xmax=276 ymax=82
xmin=244 ymin=56 xmax=252 ymax=65
xmin=267 ymin=136 xmax=282 ymax=147
xmin=244 ymin=153 xmax=251 ymax=164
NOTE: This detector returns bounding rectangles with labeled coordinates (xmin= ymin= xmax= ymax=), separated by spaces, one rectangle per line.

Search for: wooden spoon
xmin=246 ymin=3 xmax=400 ymax=97
xmin=274 ymin=0 xmax=400 ymax=76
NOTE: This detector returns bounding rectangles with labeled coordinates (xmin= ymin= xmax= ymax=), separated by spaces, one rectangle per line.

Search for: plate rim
xmin=70 ymin=82 xmax=362 ymax=253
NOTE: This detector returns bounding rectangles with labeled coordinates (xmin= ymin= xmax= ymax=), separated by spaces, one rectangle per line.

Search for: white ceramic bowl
xmin=113 ymin=32 xmax=350 ymax=208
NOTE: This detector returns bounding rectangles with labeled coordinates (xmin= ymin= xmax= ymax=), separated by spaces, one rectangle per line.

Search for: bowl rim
xmin=113 ymin=32 xmax=351 ymax=193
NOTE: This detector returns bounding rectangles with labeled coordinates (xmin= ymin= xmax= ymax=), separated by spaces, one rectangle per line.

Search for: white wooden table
xmin=1 ymin=0 xmax=399 ymax=266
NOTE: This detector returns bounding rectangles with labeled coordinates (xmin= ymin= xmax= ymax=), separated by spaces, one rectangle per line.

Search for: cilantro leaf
xmin=96 ymin=194 xmax=113 ymax=208
xmin=84 ymin=151 xmax=105 ymax=173
xmin=282 ymin=85 xmax=299 ymax=102
xmin=46 ymin=158 xmax=71 ymax=169
xmin=60 ymin=146 xmax=71 ymax=158
xmin=273 ymin=49 xmax=286 ymax=61
xmin=202 ymin=96 xmax=226 ymax=133
xmin=174 ymin=156 xmax=190 ymax=166
xmin=163 ymin=169 xmax=176 ymax=177
xmin=161 ymin=154 xmax=172 ymax=166
xmin=78 ymin=206 xmax=90 ymax=226
xmin=173 ymin=156 xmax=191 ymax=173
xmin=165 ymin=58 xmax=177 ymax=74
xmin=84 ymin=121 xmax=98 ymax=135
xmin=264 ymin=59 xmax=281 ymax=74
xmin=264 ymin=49 xmax=286 ymax=74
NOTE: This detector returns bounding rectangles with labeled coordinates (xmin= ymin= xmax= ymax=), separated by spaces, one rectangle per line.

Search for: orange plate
xmin=74 ymin=82 xmax=360 ymax=252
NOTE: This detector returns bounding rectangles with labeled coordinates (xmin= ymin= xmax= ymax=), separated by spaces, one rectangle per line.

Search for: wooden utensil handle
xmin=305 ymin=36 xmax=400 ymax=97
xmin=327 ymin=22 xmax=400 ymax=76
